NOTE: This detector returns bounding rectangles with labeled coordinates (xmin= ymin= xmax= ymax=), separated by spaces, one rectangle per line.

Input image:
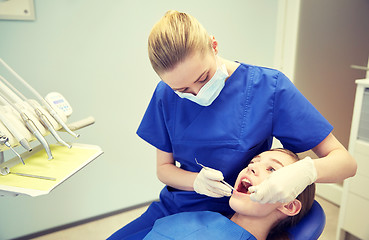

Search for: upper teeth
xmin=242 ymin=179 xmax=251 ymax=184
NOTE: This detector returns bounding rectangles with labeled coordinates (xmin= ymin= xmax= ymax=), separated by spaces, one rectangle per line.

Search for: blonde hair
xmin=148 ymin=10 xmax=212 ymax=75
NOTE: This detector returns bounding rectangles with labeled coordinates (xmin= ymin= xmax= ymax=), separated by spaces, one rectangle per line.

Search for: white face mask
xmin=175 ymin=62 xmax=228 ymax=106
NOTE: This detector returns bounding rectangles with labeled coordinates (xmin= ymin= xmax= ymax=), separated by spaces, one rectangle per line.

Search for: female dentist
xmin=108 ymin=10 xmax=356 ymax=239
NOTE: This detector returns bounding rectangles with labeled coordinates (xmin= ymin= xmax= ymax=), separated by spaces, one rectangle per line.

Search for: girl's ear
xmin=209 ymin=35 xmax=218 ymax=54
xmin=277 ymin=199 xmax=302 ymax=216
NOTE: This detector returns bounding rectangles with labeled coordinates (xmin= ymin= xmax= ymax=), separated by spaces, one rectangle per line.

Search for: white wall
xmin=274 ymin=0 xmax=369 ymax=205
xmin=0 ymin=1 xmax=278 ymax=239
xmin=294 ymin=0 xmax=369 ymax=149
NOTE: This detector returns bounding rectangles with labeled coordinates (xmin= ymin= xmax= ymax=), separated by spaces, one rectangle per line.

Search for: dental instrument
xmin=0 ymin=166 xmax=56 ymax=181
xmin=0 ymin=94 xmax=53 ymax=160
xmin=221 ymin=179 xmax=236 ymax=192
xmin=0 ymin=76 xmax=58 ymax=130
xmin=0 ymin=58 xmax=80 ymax=138
xmin=34 ymin=108 xmax=71 ymax=148
xmin=0 ymin=132 xmax=25 ymax=165
xmin=0 ymin=77 xmax=47 ymax=137
xmin=195 ymin=158 xmax=235 ymax=191
xmin=0 ymin=106 xmax=32 ymax=151
xmin=0 ymin=75 xmax=71 ymax=148
xmin=0 ymin=58 xmax=99 ymax=197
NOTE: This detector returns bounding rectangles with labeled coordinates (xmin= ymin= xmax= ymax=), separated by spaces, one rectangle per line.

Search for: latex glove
xmin=249 ymin=156 xmax=317 ymax=204
xmin=194 ymin=167 xmax=232 ymax=198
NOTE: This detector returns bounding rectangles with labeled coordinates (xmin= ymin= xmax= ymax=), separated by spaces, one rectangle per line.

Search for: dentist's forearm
xmin=314 ymin=148 xmax=356 ymax=183
xmin=312 ymin=133 xmax=357 ymax=183
xmin=157 ymin=163 xmax=197 ymax=191
xmin=156 ymin=148 xmax=197 ymax=191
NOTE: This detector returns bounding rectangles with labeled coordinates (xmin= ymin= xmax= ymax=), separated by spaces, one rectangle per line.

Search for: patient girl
xmin=143 ymin=149 xmax=316 ymax=240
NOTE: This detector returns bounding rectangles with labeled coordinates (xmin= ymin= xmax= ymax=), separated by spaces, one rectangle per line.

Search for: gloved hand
xmin=193 ymin=167 xmax=232 ymax=198
xmin=249 ymin=156 xmax=317 ymax=204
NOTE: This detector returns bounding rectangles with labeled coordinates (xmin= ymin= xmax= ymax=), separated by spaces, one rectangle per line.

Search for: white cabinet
xmin=337 ymin=79 xmax=369 ymax=240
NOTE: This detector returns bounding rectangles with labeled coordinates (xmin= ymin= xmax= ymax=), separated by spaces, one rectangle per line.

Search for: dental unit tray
xmin=0 ymin=143 xmax=103 ymax=197
xmin=0 ymin=58 xmax=102 ymax=196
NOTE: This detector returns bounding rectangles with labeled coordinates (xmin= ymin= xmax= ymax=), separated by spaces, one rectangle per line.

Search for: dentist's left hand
xmin=249 ymin=156 xmax=317 ymax=204
xmin=194 ymin=167 xmax=232 ymax=198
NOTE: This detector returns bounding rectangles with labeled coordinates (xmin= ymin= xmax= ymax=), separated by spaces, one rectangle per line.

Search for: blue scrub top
xmin=144 ymin=211 xmax=257 ymax=240
xmin=137 ymin=63 xmax=333 ymax=215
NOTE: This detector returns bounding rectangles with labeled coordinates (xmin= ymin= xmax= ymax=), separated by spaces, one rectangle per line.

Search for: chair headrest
xmin=288 ymin=200 xmax=326 ymax=240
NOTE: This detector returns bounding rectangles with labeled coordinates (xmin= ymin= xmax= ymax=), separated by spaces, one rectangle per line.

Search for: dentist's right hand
xmin=193 ymin=167 xmax=232 ymax=198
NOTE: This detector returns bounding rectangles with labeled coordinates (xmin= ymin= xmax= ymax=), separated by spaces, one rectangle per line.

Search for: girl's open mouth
xmin=236 ymin=177 xmax=253 ymax=195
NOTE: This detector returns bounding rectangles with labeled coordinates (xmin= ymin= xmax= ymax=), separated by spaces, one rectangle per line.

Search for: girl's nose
xmin=248 ymin=164 xmax=259 ymax=176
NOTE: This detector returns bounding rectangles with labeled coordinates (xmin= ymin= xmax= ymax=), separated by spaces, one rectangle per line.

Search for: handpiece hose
xmin=0 ymin=58 xmax=80 ymax=138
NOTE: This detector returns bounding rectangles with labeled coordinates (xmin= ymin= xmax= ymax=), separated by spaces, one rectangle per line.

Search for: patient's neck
xmin=230 ymin=212 xmax=279 ymax=240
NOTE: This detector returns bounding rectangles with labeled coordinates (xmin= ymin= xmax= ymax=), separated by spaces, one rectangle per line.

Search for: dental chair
xmin=288 ymin=200 xmax=326 ymax=240
xmin=122 ymin=200 xmax=326 ymax=240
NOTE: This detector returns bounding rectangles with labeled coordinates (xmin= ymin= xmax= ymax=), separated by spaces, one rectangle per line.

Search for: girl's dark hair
xmin=266 ymin=149 xmax=316 ymax=240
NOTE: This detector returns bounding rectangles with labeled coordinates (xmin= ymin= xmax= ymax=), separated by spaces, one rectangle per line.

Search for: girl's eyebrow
xmin=252 ymin=155 xmax=285 ymax=167
xmin=270 ymin=158 xmax=284 ymax=167
xmin=172 ymin=70 xmax=207 ymax=91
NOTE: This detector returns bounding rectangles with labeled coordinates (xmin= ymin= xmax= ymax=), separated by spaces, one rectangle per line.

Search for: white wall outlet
xmin=0 ymin=0 xmax=35 ymax=21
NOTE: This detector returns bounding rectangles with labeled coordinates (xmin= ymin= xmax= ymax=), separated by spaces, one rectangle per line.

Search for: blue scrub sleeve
xmin=272 ymin=72 xmax=333 ymax=153
xmin=137 ymin=82 xmax=173 ymax=153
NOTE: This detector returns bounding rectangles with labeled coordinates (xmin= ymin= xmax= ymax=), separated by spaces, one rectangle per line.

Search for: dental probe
xmin=0 ymin=75 xmax=71 ymax=148
xmin=195 ymin=158 xmax=235 ymax=191
xmin=0 ymin=94 xmax=53 ymax=160
xmin=220 ymin=180 xmax=235 ymax=191
xmin=0 ymin=133 xmax=25 ymax=165
xmin=0 ymin=167 xmax=56 ymax=181
xmin=0 ymin=58 xmax=79 ymax=138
